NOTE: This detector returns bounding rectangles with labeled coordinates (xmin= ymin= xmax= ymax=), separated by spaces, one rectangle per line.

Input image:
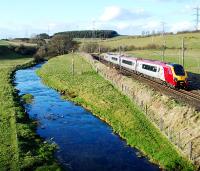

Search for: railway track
xmin=92 ymin=54 xmax=200 ymax=111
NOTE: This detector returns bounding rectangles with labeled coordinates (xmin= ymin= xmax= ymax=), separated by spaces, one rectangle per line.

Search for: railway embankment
xmin=83 ymin=53 xmax=200 ymax=167
xmin=37 ymin=53 xmax=195 ymax=170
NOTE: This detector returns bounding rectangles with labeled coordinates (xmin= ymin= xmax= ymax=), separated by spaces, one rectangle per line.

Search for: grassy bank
xmin=0 ymin=54 xmax=33 ymax=170
xmin=0 ymin=51 xmax=60 ymax=170
xmin=37 ymin=53 xmax=195 ymax=170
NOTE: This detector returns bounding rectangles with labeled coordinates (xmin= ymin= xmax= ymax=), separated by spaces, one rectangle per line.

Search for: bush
xmin=79 ymin=42 xmax=99 ymax=53
xmin=34 ymin=35 xmax=78 ymax=60
xmin=14 ymin=44 xmax=37 ymax=55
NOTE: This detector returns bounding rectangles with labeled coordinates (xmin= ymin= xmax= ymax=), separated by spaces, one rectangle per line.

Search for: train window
xmin=122 ymin=60 xmax=132 ymax=65
xmin=111 ymin=57 xmax=118 ymax=61
xmin=142 ymin=64 xmax=157 ymax=72
xmin=173 ymin=64 xmax=185 ymax=76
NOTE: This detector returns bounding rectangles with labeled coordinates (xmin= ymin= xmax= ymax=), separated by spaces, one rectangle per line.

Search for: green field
xmin=0 ymin=48 xmax=60 ymax=170
xmin=37 ymin=54 xmax=195 ymax=170
xmin=0 ymin=52 xmax=32 ymax=170
xmin=79 ymin=32 xmax=200 ymax=74
xmin=94 ymin=33 xmax=200 ymax=49
xmin=0 ymin=39 xmax=36 ymax=47
xmin=0 ymin=40 xmax=9 ymax=46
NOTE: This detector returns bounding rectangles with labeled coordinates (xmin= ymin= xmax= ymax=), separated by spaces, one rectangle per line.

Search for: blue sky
xmin=0 ymin=0 xmax=200 ymax=38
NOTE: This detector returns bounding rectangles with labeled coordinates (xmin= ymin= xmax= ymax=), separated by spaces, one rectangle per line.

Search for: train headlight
xmin=174 ymin=78 xmax=178 ymax=82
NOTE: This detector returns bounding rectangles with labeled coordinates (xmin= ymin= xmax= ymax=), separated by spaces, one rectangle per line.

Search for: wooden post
xmin=189 ymin=141 xmax=193 ymax=160
xmin=71 ymin=50 xmax=74 ymax=76
xmin=182 ymin=37 xmax=185 ymax=67
xmin=168 ymin=127 xmax=171 ymax=140
xmin=145 ymin=105 xmax=148 ymax=115
xmin=160 ymin=118 xmax=163 ymax=131
xmin=178 ymin=132 xmax=181 ymax=148
xmin=81 ymin=60 xmax=83 ymax=74
xmin=162 ymin=40 xmax=166 ymax=61
xmin=141 ymin=101 xmax=143 ymax=108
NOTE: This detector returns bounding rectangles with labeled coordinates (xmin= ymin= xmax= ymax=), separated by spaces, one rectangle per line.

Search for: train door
xmin=158 ymin=67 xmax=165 ymax=81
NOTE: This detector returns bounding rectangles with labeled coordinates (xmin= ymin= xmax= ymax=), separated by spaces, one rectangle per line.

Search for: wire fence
xmin=84 ymin=53 xmax=200 ymax=165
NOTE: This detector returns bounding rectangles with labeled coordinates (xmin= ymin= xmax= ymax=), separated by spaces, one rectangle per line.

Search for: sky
xmin=0 ymin=0 xmax=200 ymax=38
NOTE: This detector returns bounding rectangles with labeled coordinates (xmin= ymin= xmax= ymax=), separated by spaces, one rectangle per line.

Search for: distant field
xmin=0 ymin=40 xmax=9 ymax=46
xmin=78 ymin=32 xmax=200 ymax=74
xmin=0 ymin=39 xmax=36 ymax=47
xmin=127 ymin=49 xmax=200 ymax=74
xmin=93 ymin=33 xmax=200 ymax=49
xmin=0 ymin=52 xmax=33 ymax=68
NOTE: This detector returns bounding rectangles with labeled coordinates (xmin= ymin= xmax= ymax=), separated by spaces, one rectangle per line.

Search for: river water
xmin=15 ymin=64 xmax=160 ymax=171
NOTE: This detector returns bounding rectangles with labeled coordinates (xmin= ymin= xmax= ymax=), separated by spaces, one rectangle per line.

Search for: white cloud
xmin=117 ymin=22 xmax=131 ymax=30
xmin=99 ymin=6 xmax=149 ymax=22
xmin=169 ymin=21 xmax=194 ymax=33
xmin=141 ymin=20 xmax=161 ymax=31
xmin=99 ymin=6 xmax=121 ymax=22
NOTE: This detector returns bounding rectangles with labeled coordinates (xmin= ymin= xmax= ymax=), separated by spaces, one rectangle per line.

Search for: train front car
xmin=170 ymin=64 xmax=188 ymax=89
xmin=164 ymin=64 xmax=188 ymax=90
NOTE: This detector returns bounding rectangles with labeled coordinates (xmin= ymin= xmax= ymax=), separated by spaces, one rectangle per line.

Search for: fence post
xmin=189 ymin=141 xmax=193 ymax=160
xmin=168 ymin=127 xmax=171 ymax=140
xmin=145 ymin=105 xmax=148 ymax=115
xmin=160 ymin=118 xmax=163 ymax=131
xmin=141 ymin=101 xmax=143 ymax=108
xmin=122 ymin=84 xmax=124 ymax=91
xmin=72 ymin=57 xmax=74 ymax=76
xmin=178 ymin=132 xmax=181 ymax=148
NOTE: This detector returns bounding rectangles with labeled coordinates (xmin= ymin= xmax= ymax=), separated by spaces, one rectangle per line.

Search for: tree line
xmin=54 ymin=30 xmax=119 ymax=38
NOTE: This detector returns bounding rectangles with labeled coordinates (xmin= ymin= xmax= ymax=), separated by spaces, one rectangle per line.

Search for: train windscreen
xmin=173 ymin=64 xmax=185 ymax=76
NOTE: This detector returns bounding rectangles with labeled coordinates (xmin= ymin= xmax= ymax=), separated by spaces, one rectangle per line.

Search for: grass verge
xmin=37 ymin=53 xmax=195 ymax=170
xmin=0 ymin=53 xmax=60 ymax=170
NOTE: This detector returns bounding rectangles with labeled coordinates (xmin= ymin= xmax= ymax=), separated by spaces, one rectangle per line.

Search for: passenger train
xmin=102 ymin=53 xmax=188 ymax=89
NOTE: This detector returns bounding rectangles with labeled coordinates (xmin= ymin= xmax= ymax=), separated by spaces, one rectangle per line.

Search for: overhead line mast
xmin=194 ymin=6 xmax=200 ymax=30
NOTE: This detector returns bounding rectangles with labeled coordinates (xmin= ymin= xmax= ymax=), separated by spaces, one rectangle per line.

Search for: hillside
xmin=78 ymin=32 xmax=200 ymax=74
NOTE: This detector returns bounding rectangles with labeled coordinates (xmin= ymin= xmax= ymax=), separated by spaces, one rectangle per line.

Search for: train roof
xmin=121 ymin=56 xmax=137 ymax=61
xmin=137 ymin=58 xmax=168 ymax=66
xmin=105 ymin=53 xmax=183 ymax=68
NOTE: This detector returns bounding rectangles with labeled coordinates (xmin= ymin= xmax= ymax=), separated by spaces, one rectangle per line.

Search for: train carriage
xmin=120 ymin=56 xmax=137 ymax=71
xmin=136 ymin=59 xmax=165 ymax=81
xmin=104 ymin=53 xmax=120 ymax=65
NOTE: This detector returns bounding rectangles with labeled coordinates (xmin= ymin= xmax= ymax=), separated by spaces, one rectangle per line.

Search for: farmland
xmin=79 ymin=32 xmax=200 ymax=74
xmin=37 ymin=53 xmax=195 ymax=170
xmin=93 ymin=32 xmax=200 ymax=49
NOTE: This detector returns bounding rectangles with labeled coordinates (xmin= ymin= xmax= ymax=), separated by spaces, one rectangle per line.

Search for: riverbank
xmin=0 ymin=56 xmax=60 ymax=170
xmin=37 ymin=53 xmax=195 ymax=170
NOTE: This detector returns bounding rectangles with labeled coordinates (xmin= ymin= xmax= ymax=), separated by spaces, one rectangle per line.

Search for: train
xmin=101 ymin=53 xmax=189 ymax=89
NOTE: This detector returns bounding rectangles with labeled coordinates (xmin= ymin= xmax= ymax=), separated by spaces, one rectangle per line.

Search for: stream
xmin=15 ymin=63 xmax=160 ymax=171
